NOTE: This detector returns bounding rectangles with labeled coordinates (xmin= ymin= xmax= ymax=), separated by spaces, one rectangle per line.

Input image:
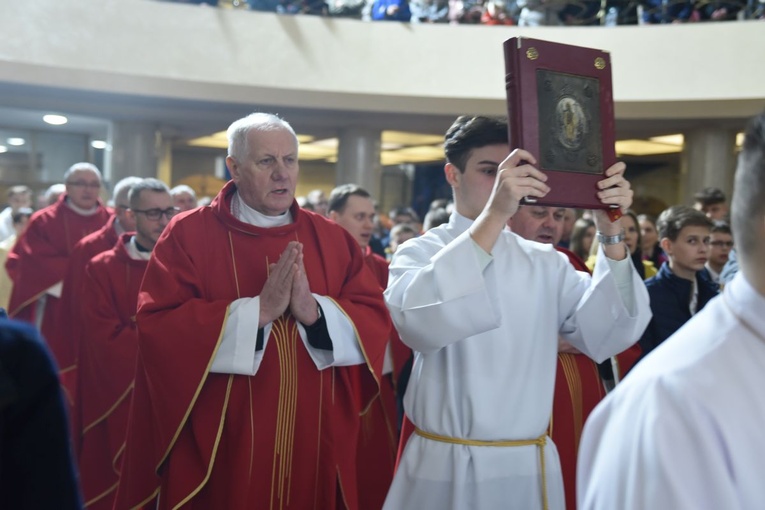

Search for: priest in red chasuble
xmin=78 ymin=179 xmax=174 ymax=510
xmin=114 ymin=113 xmax=390 ymax=510
xmin=6 ymin=163 xmax=110 ymax=392
xmin=60 ymin=176 xmax=142 ymax=430
xmin=328 ymin=183 xmax=403 ymax=510
xmin=508 ymin=206 xmax=607 ymax=510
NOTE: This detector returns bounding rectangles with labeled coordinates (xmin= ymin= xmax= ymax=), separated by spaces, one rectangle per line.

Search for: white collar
xmin=127 ymin=236 xmax=152 ymax=261
xmin=233 ymin=192 xmax=292 ymax=228
xmin=725 ymin=272 xmax=765 ymax=341
xmin=65 ymin=197 xmax=100 ymax=216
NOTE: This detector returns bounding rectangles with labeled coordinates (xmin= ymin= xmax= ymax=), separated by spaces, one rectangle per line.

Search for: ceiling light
xmin=91 ymin=140 xmax=108 ymax=149
xmin=43 ymin=114 xmax=68 ymax=125
xmin=615 ymin=139 xmax=683 ymax=157
xmin=649 ymin=134 xmax=684 ymax=146
xmin=0 ymin=145 xmax=7 ymax=153
xmin=187 ymin=131 xmax=314 ymax=149
xmin=382 ymin=131 xmax=444 ymax=146
xmin=7 ymin=137 xmax=25 ymax=146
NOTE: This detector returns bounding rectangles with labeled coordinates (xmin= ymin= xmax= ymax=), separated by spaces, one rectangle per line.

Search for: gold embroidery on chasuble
xmin=269 ymin=316 xmax=300 ymax=510
xmin=559 ymin=353 xmax=584 ymax=451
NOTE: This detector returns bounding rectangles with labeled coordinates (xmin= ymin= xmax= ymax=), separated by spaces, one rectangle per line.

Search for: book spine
xmin=503 ymin=39 xmax=523 ymax=151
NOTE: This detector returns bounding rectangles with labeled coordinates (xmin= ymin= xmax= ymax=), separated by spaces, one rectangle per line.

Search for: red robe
xmin=114 ymin=182 xmax=390 ymax=510
xmin=59 ymin=215 xmax=120 ymax=424
xmin=6 ymin=193 xmax=110 ymax=392
xmin=77 ymin=234 xmax=147 ymax=510
xmin=551 ymin=246 xmax=607 ymax=510
xmin=358 ymin=247 xmax=399 ymax=510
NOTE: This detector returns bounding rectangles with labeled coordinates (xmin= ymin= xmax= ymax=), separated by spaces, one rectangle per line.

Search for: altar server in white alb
xmin=382 ymin=115 xmax=651 ymax=510
xmin=577 ymin=112 xmax=765 ymax=510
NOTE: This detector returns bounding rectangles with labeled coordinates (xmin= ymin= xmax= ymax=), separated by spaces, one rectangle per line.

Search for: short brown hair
xmin=657 ymin=205 xmax=713 ymax=242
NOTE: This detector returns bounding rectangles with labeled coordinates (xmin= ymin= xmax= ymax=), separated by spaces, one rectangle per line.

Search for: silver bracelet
xmin=596 ymin=229 xmax=625 ymax=245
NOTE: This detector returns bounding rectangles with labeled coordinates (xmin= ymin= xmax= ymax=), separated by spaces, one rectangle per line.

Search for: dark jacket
xmin=638 ymin=262 xmax=719 ymax=357
xmin=0 ymin=320 xmax=82 ymax=509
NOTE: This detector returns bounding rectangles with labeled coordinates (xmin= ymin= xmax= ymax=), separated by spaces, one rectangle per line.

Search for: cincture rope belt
xmin=414 ymin=427 xmax=549 ymax=510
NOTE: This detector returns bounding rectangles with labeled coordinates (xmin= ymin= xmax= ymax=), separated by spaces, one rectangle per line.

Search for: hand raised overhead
xmin=485 ymin=149 xmax=549 ymax=221
xmin=592 ymin=162 xmax=633 ymax=234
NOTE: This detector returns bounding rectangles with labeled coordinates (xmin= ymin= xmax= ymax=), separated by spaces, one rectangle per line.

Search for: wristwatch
xmin=596 ymin=229 xmax=625 ymax=245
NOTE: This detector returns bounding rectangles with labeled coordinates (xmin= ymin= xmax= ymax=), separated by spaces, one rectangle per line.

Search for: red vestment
xmin=59 ymin=215 xmax=120 ymax=424
xmin=6 ymin=194 xmax=110 ymax=389
xmin=78 ymin=234 xmax=147 ymax=510
xmin=551 ymin=246 xmax=607 ymax=510
xmin=358 ymin=247 xmax=398 ymax=510
xmin=114 ymin=182 xmax=390 ymax=510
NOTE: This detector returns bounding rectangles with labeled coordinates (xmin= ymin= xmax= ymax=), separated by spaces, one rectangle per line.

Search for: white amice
xmin=383 ymin=211 xmax=651 ymax=510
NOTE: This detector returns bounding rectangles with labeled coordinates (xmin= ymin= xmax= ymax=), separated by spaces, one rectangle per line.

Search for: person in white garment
xmin=382 ymin=115 xmax=651 ymax=510
xmin=577 ymin=114 xmax=765 ymax=510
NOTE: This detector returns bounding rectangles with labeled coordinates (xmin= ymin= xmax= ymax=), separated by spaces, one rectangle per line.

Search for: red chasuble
xmin=359 ymin=247 xmax=398 ymax=510
xmin=550 ymin=246 xmax=606 ymax=510
xmin=78 ymin=234 xmax=147 ymax=510
xmin=5 ymin=194 xmax=110 ymax=390
xmin=115 ymin=182 xmax=390 ymax=510
xmin=58 ymin=215 xmax=120 ymax=425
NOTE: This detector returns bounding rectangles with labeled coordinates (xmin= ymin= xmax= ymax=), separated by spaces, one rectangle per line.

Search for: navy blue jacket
xmin=638 ymin=262 xmax=719 ymax=357
xmin=0 ymin=320 xmax=82 ymax=509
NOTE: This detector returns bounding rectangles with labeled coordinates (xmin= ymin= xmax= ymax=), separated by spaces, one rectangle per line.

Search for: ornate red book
xmin=504 ymin=37 xmax=619 ymax=217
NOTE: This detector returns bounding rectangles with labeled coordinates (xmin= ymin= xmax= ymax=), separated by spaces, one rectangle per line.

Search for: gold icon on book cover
xmin=537 ymin=69 xmax=602 ymax=175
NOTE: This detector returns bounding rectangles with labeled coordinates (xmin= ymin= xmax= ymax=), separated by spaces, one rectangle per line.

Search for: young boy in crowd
xmin=637 ymin=205 xmax=718 ymax=360
xmin=704 ymin=221 xmax=734 ymax=284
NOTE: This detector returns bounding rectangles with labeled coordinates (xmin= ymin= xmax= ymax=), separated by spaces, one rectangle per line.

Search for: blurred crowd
xmin=171 ymin=0 xmax=764 ymax=24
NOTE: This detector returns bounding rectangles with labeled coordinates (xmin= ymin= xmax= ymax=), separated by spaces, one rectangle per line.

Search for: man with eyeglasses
xmin=6 ymin=162 xmax=110 ymax=382
xmin=77 ymin=179 xmax=174 ymax=510
xmin=704 ymin=221 xmax=734 ymax=284
xmin=115 ymin=113 xmax=389 ymax=510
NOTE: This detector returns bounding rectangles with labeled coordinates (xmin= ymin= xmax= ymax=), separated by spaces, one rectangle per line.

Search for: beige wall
xmin=1 ymin=0 xmax=763 ymax=121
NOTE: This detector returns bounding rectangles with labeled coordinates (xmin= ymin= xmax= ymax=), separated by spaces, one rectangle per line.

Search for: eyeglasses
xmin=67 ymin=181 xmax=101 ymax=189
xmin=710 ymin=241 xmax=734 ymax=248
xmin=132 ymin=207 xmax=179 ymax=220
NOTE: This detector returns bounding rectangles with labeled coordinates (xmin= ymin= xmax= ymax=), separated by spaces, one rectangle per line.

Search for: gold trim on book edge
xmin=595 ymin=57 xmax=606 ymax=70
xmin=323 ymin=296 xmax=381 ymax=416
xmin=172 ymin=374 xmax=234 ymax=510
xmin=82 ymin=382 xmax=134 ymax=434
xmin=156 ymin=304 xmax=231 ymax=471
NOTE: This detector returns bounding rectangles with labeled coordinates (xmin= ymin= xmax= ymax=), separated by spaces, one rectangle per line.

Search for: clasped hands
xmin=486 ymin=148 xmax=633 ymax=235
xmin=258 ymin=241 xmax=319 ymax=328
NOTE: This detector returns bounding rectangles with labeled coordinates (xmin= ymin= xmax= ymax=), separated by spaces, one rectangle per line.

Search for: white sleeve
xmin=210 ymin=297 xmax=272 ymax=376
xmin=384 ymin=230 xmax=503 ymax=354
xmin=299 ymin=294 xmax=366 ymax=370
xmin=578 ymin=380 xmax=740 ymax=510
xmin=557 ymin=245 xmax=652 ymax=362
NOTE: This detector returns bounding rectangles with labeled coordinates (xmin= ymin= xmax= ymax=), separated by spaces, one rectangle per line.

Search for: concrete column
xmin=335 ymin=127 xmax=382 ymax=200
xmin=105 ymin=121 xmax=159 ymax=185
xmin=680 ymin=127 xmax=737 ymax=206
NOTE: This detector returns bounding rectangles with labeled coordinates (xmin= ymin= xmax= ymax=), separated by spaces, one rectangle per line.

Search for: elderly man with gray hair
xmin=116 ymin=113 xmax=390 ymax=510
